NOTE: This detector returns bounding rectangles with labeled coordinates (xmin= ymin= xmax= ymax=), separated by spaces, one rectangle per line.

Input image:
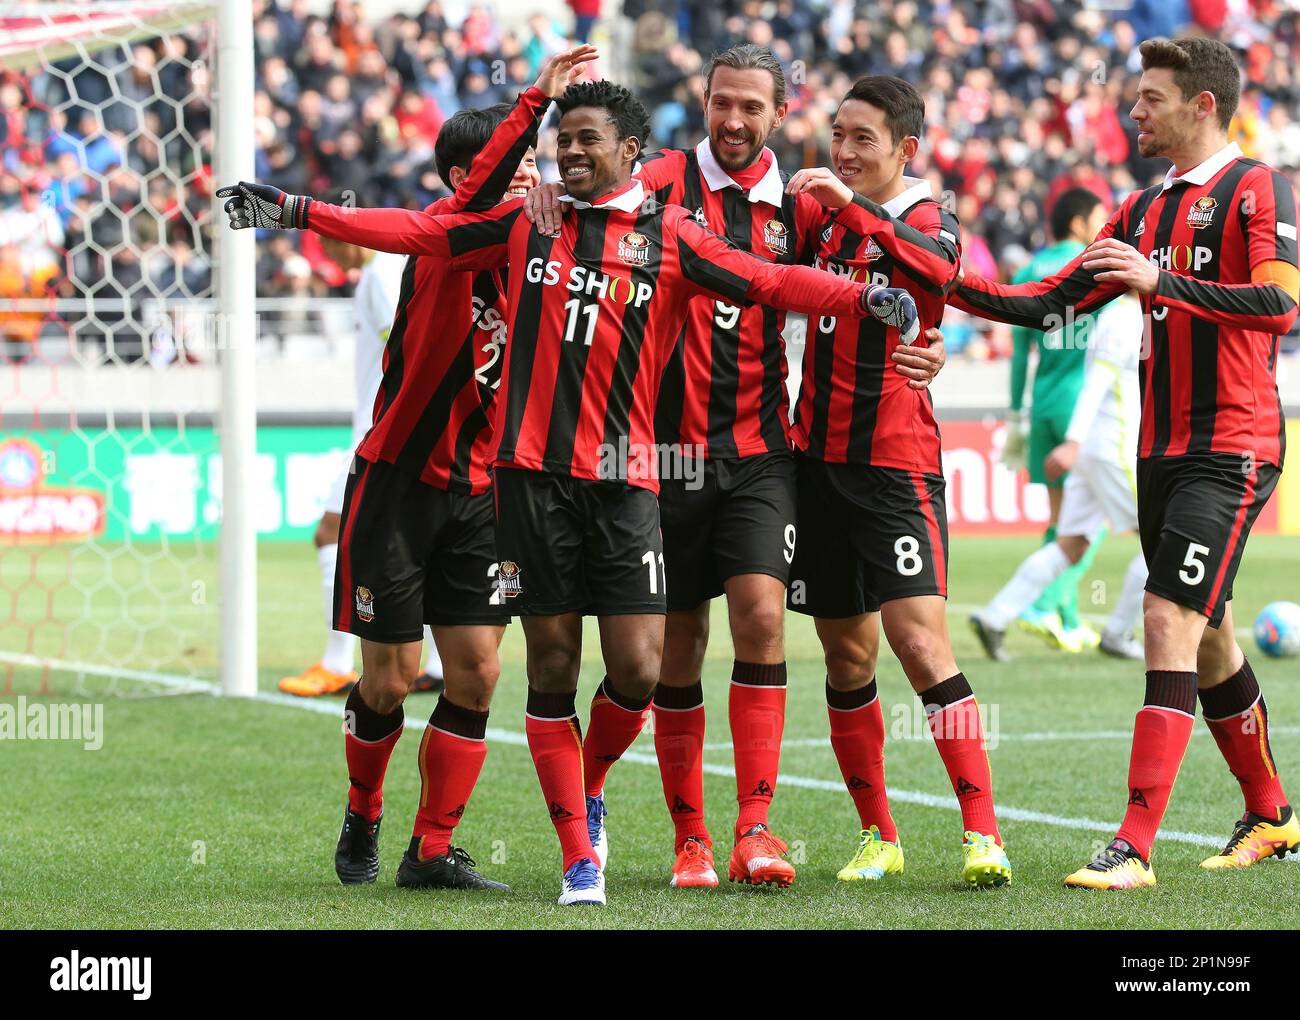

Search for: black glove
xmin=860 ymin=284 xmax=920 ymax=345
xmin=215 ymin=181 xmax=311 ymax=230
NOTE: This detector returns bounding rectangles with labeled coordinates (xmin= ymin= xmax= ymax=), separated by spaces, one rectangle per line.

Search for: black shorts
xmin=1137 ymin=452 xmax=1280 ymax=628
xmin=658 ymin=451 xmax=797 ymax=612
xmin=787 ymin=456 xmax=948 ymax=618
xmin=492 ymin=466 xmax=665 ymax=616
xmin=333 ymin=456 xmax=507 ymax=642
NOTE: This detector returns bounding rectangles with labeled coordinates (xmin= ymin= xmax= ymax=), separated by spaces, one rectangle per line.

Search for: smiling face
xmin=831 ymin=98 xmax=917 ymax=200
xmin=1130 ymin=67 xmax=1207 ymax=160
xmin=449 ymin=148 xmax=538 ymax=202
xmin=555 ymin=106 xmax=640 ymax=202
xmin=704 ymin=66 xmax=787 ymax=173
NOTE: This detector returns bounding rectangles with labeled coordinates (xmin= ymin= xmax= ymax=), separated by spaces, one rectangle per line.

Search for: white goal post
xmin=214 ymin=0 xmax=256 ymax=697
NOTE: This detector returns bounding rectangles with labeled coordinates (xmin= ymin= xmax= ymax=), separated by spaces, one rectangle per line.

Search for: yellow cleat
xmin=278 ymin=662 xmax=358 ymax=697
xmin=1064 ymin=838 xmax=1155 ymax=890
xmin=961 ymin=830 xmax=1011 ymax=888
xmin=837 ymin=826 xmax=904 ymax=882
xmin=1201 ymin=806 xmax=1300 ymax=870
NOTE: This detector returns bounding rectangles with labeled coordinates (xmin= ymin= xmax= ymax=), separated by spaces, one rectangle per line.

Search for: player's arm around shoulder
xmin=633 ymin=147 xmax=689 ymax=196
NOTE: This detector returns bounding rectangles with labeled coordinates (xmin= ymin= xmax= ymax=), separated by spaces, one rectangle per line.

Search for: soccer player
xmin=997 ymin=188 xmax=1113 ymax=655
xmin=524 ymin=45 xmax=946 ymax=890
xmin=277 ymin=231 xmax=445 ymax=698
xmin=219 ymin=46 xmax=600 ymax=892
xmin=278 ymin=79 xmax=921 ymax=905
xmin=781 ymin=75 xmax=1010 ymax=887
xmin=951 ymin=36 xmax=1300 ymax=888
xmin=972 ymin=291 xmax=1148 ymax=661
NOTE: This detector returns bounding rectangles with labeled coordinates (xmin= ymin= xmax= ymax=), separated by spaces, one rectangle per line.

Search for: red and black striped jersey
xmin=313 ymin=181 xmax=875 ymax=492
xmin=308 ymin=87 xmax=549 ymax=494
xmin=634 ymin=141 xmax=827 ymax=459
xmin=953 ymin=144 xmax=1299 ymax=468
xmin=791 ymin=179 xmax=962 ymax=474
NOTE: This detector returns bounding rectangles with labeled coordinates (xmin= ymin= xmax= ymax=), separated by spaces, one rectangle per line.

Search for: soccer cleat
xmin=412 ymin=671 xmax=445 ymax=694
xmin=1016 ymin=606 xmax=1061 ymax=642
xmin=728 ymin=822 xmax=796 ymax=887
xmin=961 ymin=830 xmax=1011 ymax=888
xmin=970 ymin=614 xmax=1009 ymax=662
xmin=1063 ymin=838 xmax=1155 ymax=890
xmin=1201 ymin=806 xmax=1300 ymax=870
xmin=557 ymin=857 xmax=606 ymax=906
xmin=1017 ymin=609 xmax=1088 ymax=652
xmin=1099 ymin=630 xmax=1144 ymax=660
xmin=278 ymin=662 xmax=358 ymax=697
xmin=334 ymin=806 xmax=382 ymax=884
xmin=1064 ymin=623 xmax=1101 ymax=651
xmin=586 ymin=792 xmax=608 ymax=869
xmin=670 ymin=836 xmax=719 ymax=889
xmin=837 ymin=825 xmax=905 ymax=882
xmin=395 ymin=839 xmax=509 ymax=890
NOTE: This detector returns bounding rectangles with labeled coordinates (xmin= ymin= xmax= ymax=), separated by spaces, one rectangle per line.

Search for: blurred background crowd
xmin=1 ymin=0 xmax=1298 ymax=360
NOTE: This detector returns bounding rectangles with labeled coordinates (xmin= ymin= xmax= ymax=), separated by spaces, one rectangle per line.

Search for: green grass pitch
xmin=2 ymin=534 xmax=1298 ymax=929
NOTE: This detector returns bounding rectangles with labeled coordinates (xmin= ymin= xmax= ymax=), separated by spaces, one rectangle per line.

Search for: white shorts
xmin=1055 ymin=453 xmax=1138 ymax=539
xmin=324 ymin=458 xmax=349 ymax=516
xmin=325 ymin=425 xmax=369 ymax=517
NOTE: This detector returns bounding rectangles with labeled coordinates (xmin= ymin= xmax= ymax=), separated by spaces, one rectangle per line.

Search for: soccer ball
xmin=1253 ymin=601 xmax=1300 ymax=658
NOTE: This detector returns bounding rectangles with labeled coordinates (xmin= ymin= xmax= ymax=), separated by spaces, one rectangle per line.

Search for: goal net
xmin=0 ymin=1 xmax=234 ymax=698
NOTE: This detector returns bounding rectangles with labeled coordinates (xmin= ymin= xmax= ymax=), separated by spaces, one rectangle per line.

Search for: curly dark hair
xmin=554 ymin=80 xmax=651 ymax=156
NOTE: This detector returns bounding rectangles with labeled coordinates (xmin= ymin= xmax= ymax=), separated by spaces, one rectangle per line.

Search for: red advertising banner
xmin=938 ymin=420 xmax=1279 ymax=536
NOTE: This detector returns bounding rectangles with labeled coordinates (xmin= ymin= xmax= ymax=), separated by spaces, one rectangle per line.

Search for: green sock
xmin=1029 ymin=526 xmax=1059 ymax=616
xmin=1038 ymin=527 xmax=1108 ymax=629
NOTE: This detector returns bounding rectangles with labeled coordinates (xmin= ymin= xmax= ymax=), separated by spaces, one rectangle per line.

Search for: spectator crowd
xmin=0 ymin=0 xmax=1297 ymax=361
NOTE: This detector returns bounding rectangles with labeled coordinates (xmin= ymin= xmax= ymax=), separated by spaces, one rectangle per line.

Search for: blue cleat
xmin=558 ymin=856 xmax=606 ymax=906
xmin=586 ymin=793 xmax=608 ymax=869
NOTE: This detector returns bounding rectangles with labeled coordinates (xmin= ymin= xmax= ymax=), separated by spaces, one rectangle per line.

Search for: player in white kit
xmin=971 ymin=292 xmax=1148 ymax=660
xmin=279 ymin=239 xmax=444 ymax=696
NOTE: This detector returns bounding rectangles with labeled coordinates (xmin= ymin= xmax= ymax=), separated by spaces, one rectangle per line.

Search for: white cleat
xmin=558 ymin=857 xmax=606 ymax=906
xmin=1099 ymin=630 xmax=1144 ymax=660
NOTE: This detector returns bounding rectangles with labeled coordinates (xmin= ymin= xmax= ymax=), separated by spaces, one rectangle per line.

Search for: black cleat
xmin=335 ymin=806 xmax=382 ymax=884
xmin=396 ymin=839 xmax=510 ymax=891
xmin=969 ymin=614 xmax=1009 ymax=662
xmin=412 ymin=671 xmax=445 ymax=695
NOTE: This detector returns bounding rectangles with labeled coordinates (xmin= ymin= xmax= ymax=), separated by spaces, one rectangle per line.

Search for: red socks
xmin=412 ymin=696 xmax=489 ymax=858
xmin=1116 ymin=670 xmax=1198 ymax=860
xmin=730 ymin=661 xmax=786 ymax=834
xmin=921 ymin=673 xmax=1000 ymax=844
xmin=526 ymin=687 xmax=595 ymax=870
xmin=653 ymin=681 xmax=710 ymax=850
xmin=1200 ymin=659 xmax=1288 ymax=818
xmin=827 ymin=678 xmax=897 ymax=841
xmin=343 ymin=683 xmax=404 ymax=821
xmin=581 ymin=677 xmax=652 ymax=797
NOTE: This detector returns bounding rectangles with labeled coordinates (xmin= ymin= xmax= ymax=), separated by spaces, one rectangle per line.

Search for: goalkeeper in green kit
xmin=985 ymin=187 xmax=1111 ymax=656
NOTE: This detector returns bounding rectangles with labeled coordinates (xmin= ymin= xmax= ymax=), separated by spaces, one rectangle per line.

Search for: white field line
xmin=0 ymin=651 xmax=214 ymax=693
xmin=4 ymin=653 xmax=1271 ymax=852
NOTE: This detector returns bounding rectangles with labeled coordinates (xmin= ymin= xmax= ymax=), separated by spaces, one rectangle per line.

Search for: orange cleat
xmin=670 ymin=836 xmax=719 ymax=889
xmin=278 ymin=662 xmax=358 ymax=697
xmin=728 ymin=822 xmax=796 ymax=887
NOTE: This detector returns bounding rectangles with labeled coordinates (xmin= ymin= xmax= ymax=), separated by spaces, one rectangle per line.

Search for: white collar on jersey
xmin=881 ymin=175 xmax=934 ymax=217
xmin=694 ymin=137 xmax=786 ymax=207
xmin=1161 ymin=141 xmax=1242 ymax=191
xmin=558 ymin=179 xmax=646 ymax=212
